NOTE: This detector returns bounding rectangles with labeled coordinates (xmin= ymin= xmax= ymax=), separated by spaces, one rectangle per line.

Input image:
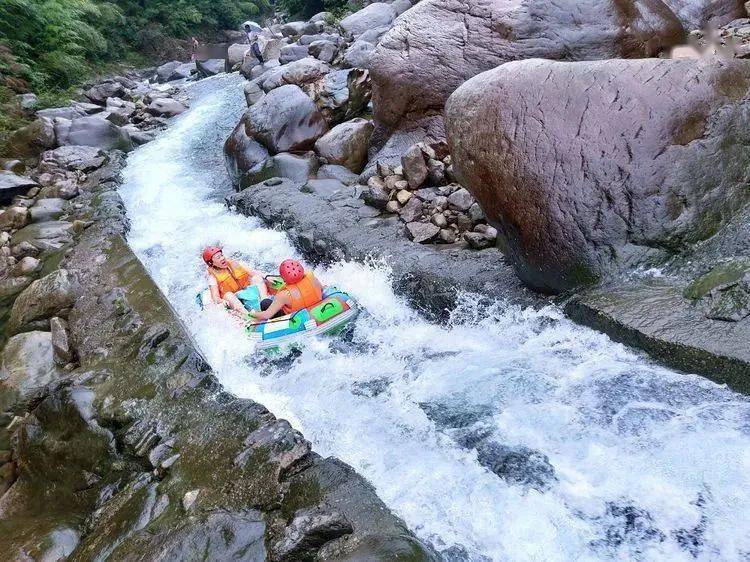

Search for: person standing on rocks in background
xmin=203 ymin=246 xmax=268 ymax=315
xmin=243 ymin=22 xmax=265 ymax=64
xmin=189 ymin=36 xmax=199 ymax=61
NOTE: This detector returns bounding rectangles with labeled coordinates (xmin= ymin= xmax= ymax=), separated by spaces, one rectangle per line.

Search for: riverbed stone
xmin=29 ymin=198 xmax=68 ymax=222
xmin=317 ymin=164 xmax=359 ymax=186
xmin=242 ymin=85 xmax=328 ymax=154
xmin=147 ymin=98 xmax=187 ymax=117
xmin=10 ymin=221 xmax=74 ymax=253
xmin=244 ymin=81 xmax=265 ymax=106
xmin=476 ymin=442 xmax=556 ymax=491
xmin=662 ymin=0 xmax=746 ymax=29
xmin=0 ymin=206 xmax=29 ymax=230
xmin=405 ymin=221 xmax=439 ymax=243
xmin=341 ymin=3 xmax=397 ymax=37
xmin=446 ymin=57 xmax=750 ymax=293
xmin=10 ymin=256 xmax=41 ymax=277
xmin=196 ymin=58 xmax=226 ymax=77
xmin=282 ymin=58 xmax=331 ymax=87
xmin=0 ymin=331 xmax=57 ymax=400
xmin=0 ymin=172 xmax=38 ymax=205
xmin=85 ymin=81 xmax=127 ymax=105
xmin=0 ymin=276 xmax=33 ymax=304
xmin=272 ymin=507 xmax=353 ymax=561
xmin=447 ymin=188 xmax=474 ymax=212
xmin=3 ymin=117 xmax=56 ymax=159
xmin=280 ymin=44 xmax=310 ymax=64
xmin=309 ymin=40 xmax=338 ymax=63
xmin=39 ymin=146 xmax=108 ymax=172
xmin=272 ymin=152 xmax=320 ymax=183
xmin=223 ymin=120 xmax=272 ymax=188
xmin=54 ymin=116 xmax=133 ymax=152
xmin=401 ymin=145 xmax=428 ymax=189
xmin=314 ymin=119 xmax=373 ymax=172
xmin=399 ymin=197 xmax=423 ymax=222
xmin=7 ymin=269 xmax=77 ymax=334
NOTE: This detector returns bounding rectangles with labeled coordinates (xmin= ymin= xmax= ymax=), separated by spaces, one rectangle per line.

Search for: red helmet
xmin=202 ymin=246 xmax=222 ymax=264
xmin=279 ymin=259 xmax=304 ymax=284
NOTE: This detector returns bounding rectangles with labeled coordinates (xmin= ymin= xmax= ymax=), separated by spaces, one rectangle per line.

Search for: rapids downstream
xmin=120 ymin=74 xmax=750 ymax=561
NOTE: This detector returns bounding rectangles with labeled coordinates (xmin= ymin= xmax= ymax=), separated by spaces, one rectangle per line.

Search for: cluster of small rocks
xmin=4 ymin=72 xmax=190 ymax=163
xmin=364 ymin=142 xmax=497 ymax=248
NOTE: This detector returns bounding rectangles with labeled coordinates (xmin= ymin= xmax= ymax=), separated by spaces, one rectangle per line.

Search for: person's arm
xmin=249 ymin=292 xmax=290 ymax=320
xmin=208 ymin=275 xmax=222 ymax=304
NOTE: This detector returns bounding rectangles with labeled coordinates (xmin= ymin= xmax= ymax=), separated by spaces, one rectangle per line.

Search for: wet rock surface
xmin=0 ymin=70 xmax=435 ymax=561
xmin=228 ymin=178 xmax=541 ymax=317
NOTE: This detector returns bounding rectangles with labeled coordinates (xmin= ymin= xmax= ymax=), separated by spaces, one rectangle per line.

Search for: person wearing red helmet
xmin=203 ymin=246 xmax=268 ymax=315
xmin=249 ymin=259 xmax=323 ymax=320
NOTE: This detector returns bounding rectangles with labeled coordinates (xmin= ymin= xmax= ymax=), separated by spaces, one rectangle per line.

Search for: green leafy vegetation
xmin=276 ymin=0 xmax=353 ymax=20
xmin=0 ymin=0 xmax=270 ymax=152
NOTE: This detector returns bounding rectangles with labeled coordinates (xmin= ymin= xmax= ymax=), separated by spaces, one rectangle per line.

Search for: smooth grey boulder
xmin=29 ymin=198 xmax=68 ymax=223
xmin=300 ymin=33 xmax=341 ymax=46
xmin=147 ymin=98 xmax=187 ymax=117
xmin=240 ymin=85 xmax=328 ymax=154
xmin=279 ymin=21 xmax=318 ymax=37
xmin=196 ymin=58 xmax=226 ymax=77
xmin=10 ymin=221 xmax=74 ymax=254
xmin=0 ymin=172 xmax=38 ymax=205
xmin=370 ymin=0 xmax=685 ymax=141
xmin=317 ymin=164 xmax=360 ymax=186
xmin=39 ymin=146 xmax=107 ymax=172
xmin=340 ymin=3 xmax=397 ymax=37
xmin=309 ymin=40 xmax=338 ymax=63
xmin=54 ymin=116 xmax=133 ymax=151
xmin=445 ymin=57 xmax=750 ymax=293
xmin=36 ymin=106 xmax=88 ymax=120
xmin=314 ymin=118 xmax=374 ymax=172
xmin=7 ymin=269 xmax=76 ymax=334
xmin=228 ymin=44 xmax=252 ymax=68
xmin=155 ymin=60 xmax=181 ymax=82
xmin=342 ymin=40 xmax=375 ymax=69
xmin=391 ymin=0 xmax=413 ymax=15
xmin=272 ymin=152 xmax=320 ymax=183
xmin=85 ymin=81 xmax=127 ymax=105
xmin=280 ymin=44 xmax=310 ymax=64
xmin=281 ymin=58 xmax=331 ymax=86
xmin=0 ymin=331 xmax=57 ymax=400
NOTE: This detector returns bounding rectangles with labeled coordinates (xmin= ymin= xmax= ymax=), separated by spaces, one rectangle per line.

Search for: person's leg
xmin=250 ymin=273 xmax=268 ymax=298
xmin=222 ymin=291 xmax=247 ymax=314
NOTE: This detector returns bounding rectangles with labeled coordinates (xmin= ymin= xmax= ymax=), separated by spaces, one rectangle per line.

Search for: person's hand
xmin=248 ymin=309 xmax=262 ymax=319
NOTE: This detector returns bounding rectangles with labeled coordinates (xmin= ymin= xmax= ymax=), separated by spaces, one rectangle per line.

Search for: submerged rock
xmin=446 ymin=57 xmax=750 ymax=293
xmin=476 ymin=442 xmax=557 ymax=491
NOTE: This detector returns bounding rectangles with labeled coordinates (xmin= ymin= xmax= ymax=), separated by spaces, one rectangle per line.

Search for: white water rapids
xmin=120 ymin=74 xmax=750 ymax=561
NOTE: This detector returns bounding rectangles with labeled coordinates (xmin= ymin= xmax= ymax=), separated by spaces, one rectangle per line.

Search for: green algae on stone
xmin=684 ymin=259 xmax=750 ymax=300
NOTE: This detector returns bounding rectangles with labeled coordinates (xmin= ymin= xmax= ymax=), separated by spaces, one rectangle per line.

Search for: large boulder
xmin=0 ymin=172 xmax=38 ymax=205
xmin=370 ymin=0 xmax=685 ymax=144
xmin=2 ymin=117 xmax=56 ymax=159
xmin=155 ymin=61 xmax=182 ymax=82
xmin=7 ymin=269 xmax=77 ymax=334
xmin=309 ymin=69 xmax=372 ymax=125
xmin=662 ymin=0 xmax=746 ymax=30
xmin=340 ymin=3 xmax=397 ymax=37
xmin=237 ymin=85 xmax=328 ymax=154
xmin=39 ymin=146 xmax=107 ymax=172
xmin=85 ymin=81 xmax=127 ymax=105
xmin=227 ymin=44 xmax=252 ymax=68
xmin=53 ymin=116 xmax=132 ymax=151
xmin=196 ymin=58 xmax=226 ymax=77
xmin=281 ymin=58 xmax=331 ymax=87
xmin=314 ymin=119 xmax=374 ymax=172
xmin=147 ymin=98 xmax=187 ymax=117
xmin=223 ymin=121 xmax=272 ymax=188
xmin=0 ymin=331 xmax=57 ymax=401
xmin=445 ymin=57 xmax=750 ymax=293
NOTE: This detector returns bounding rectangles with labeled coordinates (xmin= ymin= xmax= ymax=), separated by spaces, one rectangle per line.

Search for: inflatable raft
xmin=197 ymin=283 xmax=359 ymax=351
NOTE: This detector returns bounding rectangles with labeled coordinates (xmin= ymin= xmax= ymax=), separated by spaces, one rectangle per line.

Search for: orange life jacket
xmin=280 ymin=271 xmax=323 ymax=314
xmin=209 ymin=260 xmax=251 ymax=298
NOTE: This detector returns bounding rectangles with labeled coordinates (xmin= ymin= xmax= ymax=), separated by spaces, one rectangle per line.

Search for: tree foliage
xmin=0 ymin=0 xmax=270 ymax=91
xmin=276 ymin=0 xmax=351 ymax=19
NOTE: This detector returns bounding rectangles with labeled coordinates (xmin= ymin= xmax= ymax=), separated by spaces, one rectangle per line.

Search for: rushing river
xmin=120 ymin=73 xmax=750 ymax=561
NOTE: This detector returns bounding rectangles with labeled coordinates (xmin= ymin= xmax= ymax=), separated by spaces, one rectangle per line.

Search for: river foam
xmin=120 ymin=73 xmax=750 ymax=561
